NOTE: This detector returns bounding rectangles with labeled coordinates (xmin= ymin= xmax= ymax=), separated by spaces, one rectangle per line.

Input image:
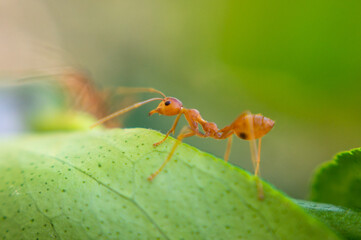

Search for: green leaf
xmin=311 ymin=148 xmax=361 ymax=210
xmin=0 ymin=128 xmax=339 ymax=239
xmin=296 ymin=200 xmax=361 ymax=240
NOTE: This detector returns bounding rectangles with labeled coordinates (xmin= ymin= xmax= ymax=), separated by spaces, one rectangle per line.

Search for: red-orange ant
xmin=90 ymin=88 xmax=275 ymax=199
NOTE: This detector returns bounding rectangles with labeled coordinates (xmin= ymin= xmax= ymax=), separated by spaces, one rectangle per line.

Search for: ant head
xmin=149 ymin=97 xmax=183 ymax=116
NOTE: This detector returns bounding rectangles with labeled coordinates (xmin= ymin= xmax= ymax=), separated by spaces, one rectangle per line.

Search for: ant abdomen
xmin=232 ymin=113 xmax=275 ymax=140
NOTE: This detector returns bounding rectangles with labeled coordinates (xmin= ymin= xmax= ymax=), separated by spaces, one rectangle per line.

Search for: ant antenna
xmin=116 ymin=87 xmax=166 ymax=98
xmin=90 ymin=97 xmax=163 ymax=129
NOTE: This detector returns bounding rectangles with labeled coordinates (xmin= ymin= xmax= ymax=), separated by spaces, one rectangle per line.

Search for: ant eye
xmin=165 ymin=101 xmax=171 ymax=106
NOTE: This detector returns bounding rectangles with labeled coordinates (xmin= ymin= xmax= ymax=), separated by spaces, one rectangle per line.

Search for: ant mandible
xmin=90 ymin=88 xmax=275 ymax=199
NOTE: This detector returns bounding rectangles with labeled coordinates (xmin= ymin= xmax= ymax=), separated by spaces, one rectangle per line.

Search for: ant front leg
xmin=153 ymin=113 xmax=182 ymax=147
xmin=148 ymin=127 xmax=195 ymax=181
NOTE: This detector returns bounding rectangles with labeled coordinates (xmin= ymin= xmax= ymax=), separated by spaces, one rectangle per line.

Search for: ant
xmin=90 ymin=88 xmax=275 ymax=199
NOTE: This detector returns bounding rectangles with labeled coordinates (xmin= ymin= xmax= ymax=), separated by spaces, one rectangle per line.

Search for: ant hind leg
xmin=249 ymin=138 xmax=264 ymax=200
xmin=249 ymin=140 xmax=258 ymax=170
xmin=255 ymin=138 xmax=262 ymax=177
xmin=224 ymin=136 xmax=233 ymax=162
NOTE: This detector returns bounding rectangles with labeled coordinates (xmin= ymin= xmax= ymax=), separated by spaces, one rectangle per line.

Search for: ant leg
xmin=217 ymin=125 xmax=234 ymax=162
xmin=224 ymin=136 xmax=233 ymax=162
xmin=255 ymin=138 xmax=264 ymax=200
xmin=249 ymin=140 xmax=258 ymax=170
xmin=148 ymin=127 xmax=195 ymax=181
xmin=255 ymin=138 xmax=262 ymax=176
xmin=249 ymin=139 xmax=264 ymax=200
xmin=153 ymin=113 xmax=182 ymax=147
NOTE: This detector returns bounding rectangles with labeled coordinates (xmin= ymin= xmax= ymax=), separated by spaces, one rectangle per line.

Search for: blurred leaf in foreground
xmin=30 ymin=110 xmax=98 ymax=132
xmin=311 ymin=148 xmax=361 ymax=210
xmin=0 ymin=129 xmax=339 ymax=239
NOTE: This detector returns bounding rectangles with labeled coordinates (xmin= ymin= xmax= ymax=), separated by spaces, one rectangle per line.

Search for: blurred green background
xmin=0 ymin=0 xmax=360 ymax=198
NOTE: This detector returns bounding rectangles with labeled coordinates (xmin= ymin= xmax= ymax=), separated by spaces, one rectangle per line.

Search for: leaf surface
xmin=297 ymin=200 xmax=361 ymax=240
xmin=0 ymin=128 xmax=339 ymax=239
xmin=311 ymin=148 xmax=361 ymax=210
